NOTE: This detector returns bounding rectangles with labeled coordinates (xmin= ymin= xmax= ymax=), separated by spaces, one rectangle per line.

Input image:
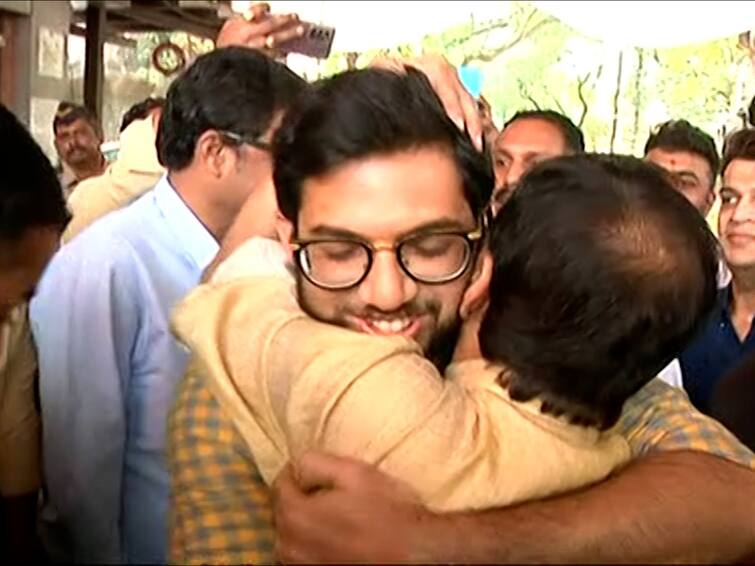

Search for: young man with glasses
xmin=171 ymin=68 xmax=724 ymax=519
xmin=168 ymin=66 xmax=755 ymax=564
xmin=29 ymin=47 xmax=305 ymax=564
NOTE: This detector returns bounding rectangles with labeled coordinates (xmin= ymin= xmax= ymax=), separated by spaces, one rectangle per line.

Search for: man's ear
xmin=195 ymin=130 xmax=231 ymax=180
xmin=460 ymin=250 xmax=492 ymax=320
xmin=704 ymin=188 xmax=716 ymax=217
xmin=275 ymin=213 xmax=295 ymax=261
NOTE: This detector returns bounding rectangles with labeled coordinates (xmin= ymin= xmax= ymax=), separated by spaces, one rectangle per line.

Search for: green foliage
xmin=113 ymin=1 xmax=753 ymax=155
xmin=316 ymin=0 xmax=753 ymax=154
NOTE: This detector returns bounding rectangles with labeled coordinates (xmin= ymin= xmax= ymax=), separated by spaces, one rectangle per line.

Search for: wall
xmin=0 ymin=1 xmax=73 ymax=159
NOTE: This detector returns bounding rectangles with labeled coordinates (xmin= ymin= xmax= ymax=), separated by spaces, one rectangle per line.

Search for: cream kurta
xmin=172 ymin=238 xmax=631 ymax=512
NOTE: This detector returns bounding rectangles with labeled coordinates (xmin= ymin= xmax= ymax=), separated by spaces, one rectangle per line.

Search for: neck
xmin=168 ymin=169 xmax=236 ymax=242
xmin=731 ymin=268 xmax=755 ymax=315
xmin=70 ymin=154 xmax=105 ymax=181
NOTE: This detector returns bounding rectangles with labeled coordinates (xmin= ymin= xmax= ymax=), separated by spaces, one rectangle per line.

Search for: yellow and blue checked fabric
xmin=168 ymin=373 xmax=754 ymax=565
xmin=168 ymin=368 xmax=275 ymax=565
xmin=616 ymin=379 xmax=755 ymax=468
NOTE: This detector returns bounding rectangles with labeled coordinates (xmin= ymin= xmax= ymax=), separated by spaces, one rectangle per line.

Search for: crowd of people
xmin=1 ymin=3 xmax=754 ymax=564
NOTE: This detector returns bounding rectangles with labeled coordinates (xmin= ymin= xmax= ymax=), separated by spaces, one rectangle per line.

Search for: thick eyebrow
xmin=720 ymin=185 xmax=741 ymax=196
xmin=495 ymin=148 xmax=550 ymax=162
xmin=676 ymin=170 xmax=700 ymax=182
xmin=304 ymin=217 xmax=476 ymax=242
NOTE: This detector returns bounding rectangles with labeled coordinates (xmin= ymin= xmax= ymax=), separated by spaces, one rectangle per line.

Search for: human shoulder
xmin=617 ymin=377 xmax=755 ymax=468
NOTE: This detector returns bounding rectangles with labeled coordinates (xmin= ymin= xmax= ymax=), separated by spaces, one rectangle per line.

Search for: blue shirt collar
xmin=153 ymin=174 xmax=219 ymax=271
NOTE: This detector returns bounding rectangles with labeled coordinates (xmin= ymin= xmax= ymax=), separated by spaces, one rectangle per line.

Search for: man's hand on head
xmin=273 ymin=451 xmax=445 ymax=564
xmin=216 ymin=2 xmax=304 ymax=55
xmin=370 ymin=54 xmax=483 ymax=152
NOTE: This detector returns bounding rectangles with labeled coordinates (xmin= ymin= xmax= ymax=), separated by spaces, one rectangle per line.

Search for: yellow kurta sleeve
xmin=173 ymin=269 xmax=630 ymax=512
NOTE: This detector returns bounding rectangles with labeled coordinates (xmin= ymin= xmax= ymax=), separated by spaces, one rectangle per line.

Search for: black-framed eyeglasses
xmin=219 ymin=130 xmax=273 ymax=153
xmin=291 ymin=224 xmax=485 ymax=290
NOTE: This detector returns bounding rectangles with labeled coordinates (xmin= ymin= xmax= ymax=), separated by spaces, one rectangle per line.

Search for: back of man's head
xmin=120 ymin=96 xmax=165 ymax=133
xmin=157 ymin=46 xmax=306 ymax=171
xmin=1 ymin=104 xmax=69 ymax=242
xmin=502 ymin=109 xmax=585 ymax=154
xmin=480 ymin=153 xmax=719 ymax=430
xmin=273 ymin=67 xmax=493 ymax=226
xmin=644 ymin=119 xmax=719 ymax=186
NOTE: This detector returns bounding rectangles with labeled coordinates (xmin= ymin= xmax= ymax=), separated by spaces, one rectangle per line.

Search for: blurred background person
xmin=644 ymin=119 xmax=720 ymax=218
xmin=678 ymin=129 xmax=755 ymax=413
xmin=0 ymin=104 xmax=70 ymax=563
xmin=62 ymin=97 xmax=166 ymax=243
xmin=53 ymin=102 xmax=107 ymax=199
xmin=491 ymin=109 xmax=584 ymax=212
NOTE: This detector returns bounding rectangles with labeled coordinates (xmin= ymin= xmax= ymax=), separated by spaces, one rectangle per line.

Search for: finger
xmin=272 ymin=462 xmax=306 ymax=512
xmin=431 ymin=77 xmax=466 ymax=133
xmin=368 ymin=55 xmax=407 ymax=74
xmin=458 ymin=85 xmax=484 ymax=151
xmin=240 ymin=30 xmax=269 ymax=51
xmin=246 ymin=2 xmax=271 ymax=21
xmin=292 ymin=451 xmax=365 ymax=493
xmin=402 ymin=58 xmax=466 ymax=132
xmin=268 ymin=24 xmax=306 ymax=49
xmin=250 ymin=13 xmax=300 ymax=37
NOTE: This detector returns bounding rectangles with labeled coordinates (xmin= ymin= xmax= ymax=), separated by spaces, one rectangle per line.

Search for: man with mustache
xmin=491 ymin=109 xmax=584 ymax=212
xmin=53 ymin=103 xmax=107 ymax=198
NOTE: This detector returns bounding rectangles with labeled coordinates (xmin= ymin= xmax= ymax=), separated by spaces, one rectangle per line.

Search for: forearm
xmin=426 ymin=451 xmax=755 ymax=564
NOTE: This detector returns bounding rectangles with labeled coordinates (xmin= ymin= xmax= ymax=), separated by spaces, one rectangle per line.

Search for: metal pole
xmin=83 ymin=2 xmax=105 ymax=121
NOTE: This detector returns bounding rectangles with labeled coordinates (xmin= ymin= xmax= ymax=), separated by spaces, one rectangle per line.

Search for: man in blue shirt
xmin=30 ymin=47 xmax=305 ymax=564
xmin=680 ymin=128 xmax=755 ymax=412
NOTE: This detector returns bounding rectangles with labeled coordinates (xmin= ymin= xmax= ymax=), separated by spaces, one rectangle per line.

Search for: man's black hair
xmin=721 ymin=128 xmax=755 ymax=175
xmin=157 ymin=46 xmax=306 ymax=171
xmin=644 ymin=119 xmax=720 ymax=187
xmin=120 ymin=96 xmax=165 ymax=133
xmin=480 ymin=153 xmax=719 ymax=430
xmin=503 ymin=109 xmax=585 ymax=154
xmin=273 ymin=67 xmax=494 ymax=226
xmin=1 ymin=104 xmax=70 ymax=243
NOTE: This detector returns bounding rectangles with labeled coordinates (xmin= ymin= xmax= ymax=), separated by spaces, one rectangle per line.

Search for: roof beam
xmin=118 ymin=5 xmax=220 ymax=38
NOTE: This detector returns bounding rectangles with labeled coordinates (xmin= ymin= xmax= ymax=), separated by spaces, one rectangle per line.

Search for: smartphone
xmin=280 ymin=22 xmax=336 ymax=59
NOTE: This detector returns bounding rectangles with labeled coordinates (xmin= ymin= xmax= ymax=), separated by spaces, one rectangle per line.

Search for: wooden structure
xmin=70 ymin=0 xmax=230 ymax=117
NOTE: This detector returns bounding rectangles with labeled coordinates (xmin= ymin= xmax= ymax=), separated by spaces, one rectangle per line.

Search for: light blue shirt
xmin=30 ymin=176 xmax=218 ymax=564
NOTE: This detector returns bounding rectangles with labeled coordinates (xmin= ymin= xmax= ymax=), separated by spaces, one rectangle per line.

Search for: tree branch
xmin=462 ymin=15 xmax=557 ymax=65
xmin=576 ymin=72 xmax=591 ymax=128
xmin=549 ymin=93 xmax=567 ymax=116
xmin=445 ymin=19 xmax=509 ymax=49
xmin=631 ymin=48 xmax=644 ymax=149
xmin=517 ymin=79 xmax=541 ymax=110
xmin=609 ymin=50 xmax=625 ymax=153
